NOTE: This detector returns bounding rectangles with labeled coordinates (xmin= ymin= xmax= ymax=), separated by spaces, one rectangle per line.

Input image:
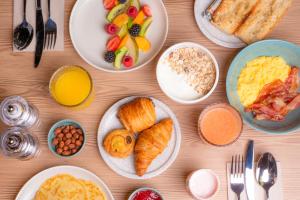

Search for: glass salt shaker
xmin=0 ymin=127 xmax=40 ymax=160
xmin=0 ymin=96 xmax=39 ymax=128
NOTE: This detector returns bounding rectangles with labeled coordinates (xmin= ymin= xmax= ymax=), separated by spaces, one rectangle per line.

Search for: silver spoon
xmin=13 ymin=0 xmax=34 ymax=50
xmin=256 ymin=152 xmax=278 ymax=199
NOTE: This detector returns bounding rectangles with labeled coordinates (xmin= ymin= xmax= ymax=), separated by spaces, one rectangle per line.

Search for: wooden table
xmin=0 ymin=1 xmax=300 ymax=199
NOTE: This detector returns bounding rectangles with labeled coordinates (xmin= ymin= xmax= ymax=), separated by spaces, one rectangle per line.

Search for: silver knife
xmin=34 ymin=0 xmax=44 ymax=68
xmin=245 ymin=140 xmax=255 ymax=200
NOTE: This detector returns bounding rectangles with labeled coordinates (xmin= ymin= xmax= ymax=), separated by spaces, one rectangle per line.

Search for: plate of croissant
xmin=98 ymin=96 xmax=181 ymax=179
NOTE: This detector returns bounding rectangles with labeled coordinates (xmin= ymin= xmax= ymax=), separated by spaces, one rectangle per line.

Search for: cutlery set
xmin=13 ymin=0 xmax=57 ymax=68
xmin=230 ymin=140 xmax=278 ymax=200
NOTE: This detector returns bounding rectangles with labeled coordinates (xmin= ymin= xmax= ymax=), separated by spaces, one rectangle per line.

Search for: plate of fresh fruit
xmin=70 ymin=0 xmax=168 ymax=72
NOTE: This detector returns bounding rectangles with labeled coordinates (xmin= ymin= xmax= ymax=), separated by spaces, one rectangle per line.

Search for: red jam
xmin=132 ymin=190 xmax=162 ymax=200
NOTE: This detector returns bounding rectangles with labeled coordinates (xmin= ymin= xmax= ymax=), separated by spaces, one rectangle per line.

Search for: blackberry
xmin=129 ymin=24 xmax=141 ymax=37
xmin=118 ymin=0 xmax=127 ymax=3
xmin=104 ymin=51 xmax=115 ymax=63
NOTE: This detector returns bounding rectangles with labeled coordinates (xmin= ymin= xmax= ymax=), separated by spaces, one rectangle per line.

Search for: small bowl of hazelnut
xmin=48 ymin=119 xmax=86 ymax=158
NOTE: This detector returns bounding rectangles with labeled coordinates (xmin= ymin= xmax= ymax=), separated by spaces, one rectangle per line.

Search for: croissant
xmin=118 ymin=97 xmax=156 ymax=133
xmin=134 ymin=118 xmax=173 ymax=176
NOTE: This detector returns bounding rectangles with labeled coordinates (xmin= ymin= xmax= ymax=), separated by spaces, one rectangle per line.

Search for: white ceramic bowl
xmin=156 ymin=42 xmax=219 ymax=104
xmin=186 ymin=169 xmax=220 ymax=200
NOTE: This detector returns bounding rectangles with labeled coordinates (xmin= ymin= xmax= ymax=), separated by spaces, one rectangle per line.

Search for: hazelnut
xmin=63 ymin=146 xmax=69 ymax=151
xmin=54 ymin=128 xmax=61 ymax=135
xmin=69 ymin=144 xmax=76 ymax=149
xmin=71 ymin=149 xmax=77 ymax=154
xmin=56 ymin=148 xmax=63 ymax=154
xmin=66 ymin=133 xmax=72 ymax=139
xmin=74 ymin=133 xmax=80 ymax=139
xmin=75 ymin=140 xmax=82 ymax=147
xmin=59 ymin=141 xmax=65 ymax=148
xmin=52 ymin=138 xmax=59 ymax=146
xmin=62 ymin=150 xmax=71 ymax=156
xmin=77 ymin=129 xmax=83 ymax=135
xmin=65 ymin=139 xmax=71 ymax=145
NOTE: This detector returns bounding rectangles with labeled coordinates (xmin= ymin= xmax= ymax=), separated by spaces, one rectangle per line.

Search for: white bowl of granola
xmin=156 ymin=42 xmax=219 ymax=104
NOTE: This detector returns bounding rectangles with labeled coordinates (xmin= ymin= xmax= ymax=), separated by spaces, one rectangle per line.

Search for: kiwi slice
xmin=107 ymin=4 xmax=127 ymax=22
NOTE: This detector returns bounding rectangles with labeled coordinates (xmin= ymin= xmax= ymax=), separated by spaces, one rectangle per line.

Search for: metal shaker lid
xmin=0 ymin=127 xmax=39 ymax=160
xmin=0 ymin=96 xmax=30 ymax=126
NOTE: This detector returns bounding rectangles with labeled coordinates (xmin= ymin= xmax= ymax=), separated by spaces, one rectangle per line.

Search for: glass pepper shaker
xmin=0 ymin=96 xmax=39 ymax=128
xmin=0 ymin=127 xmax=40 ymax=160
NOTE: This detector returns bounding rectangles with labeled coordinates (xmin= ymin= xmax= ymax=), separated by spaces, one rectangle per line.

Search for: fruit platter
xmin=103 ymin=0 xmax=153 ymax=69
xmin=69 ymin=0 xmax=168 ymax=72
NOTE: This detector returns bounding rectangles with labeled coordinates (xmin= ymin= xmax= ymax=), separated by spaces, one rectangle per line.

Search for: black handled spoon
xmin=13 ymin=0 xmax=34 ymax=51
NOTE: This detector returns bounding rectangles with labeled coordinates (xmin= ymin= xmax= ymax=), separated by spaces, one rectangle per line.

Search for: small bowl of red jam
xmin=128 ymin=187 xmax=164 ymax=200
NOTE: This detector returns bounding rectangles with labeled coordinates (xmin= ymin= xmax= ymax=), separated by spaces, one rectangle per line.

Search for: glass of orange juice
xmin=49 ymin=66 xmax=94 ymax=109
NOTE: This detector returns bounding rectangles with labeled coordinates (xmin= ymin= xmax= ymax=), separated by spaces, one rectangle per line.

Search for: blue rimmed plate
xmin=226 ymin=39 xmax=300 ymax=134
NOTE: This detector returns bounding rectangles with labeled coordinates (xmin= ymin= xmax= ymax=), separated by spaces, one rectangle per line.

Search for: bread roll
xmin=212 ymin=0 xmax=258 ymax=34
xmin=235 ymin=0 xmax=293 ymax=44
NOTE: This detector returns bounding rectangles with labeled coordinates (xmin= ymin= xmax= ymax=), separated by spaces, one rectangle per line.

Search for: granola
xmin=166 ymin=47 xmax=216 ymax=95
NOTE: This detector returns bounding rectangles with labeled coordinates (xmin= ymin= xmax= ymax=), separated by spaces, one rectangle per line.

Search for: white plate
xmin=97 ymin=96 xmax=181 ymax=179
xmin=156 ymin=42 xmax=219 ymax=104
xmin=194 ymin=0 xmax=246 ymax=48
xmin=70 ymin=0 xmax=168 ymax=73
xmin=15 ymin=165 xmax=115 ymax=200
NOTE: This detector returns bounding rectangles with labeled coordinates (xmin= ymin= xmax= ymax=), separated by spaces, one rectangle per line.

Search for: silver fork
xmin=44 ymin=0 xmax=57 ymax=49
xmin=203 ymin=0 xmax=222 ymax=20
xmin=230 ymin=155 xmax=245 ymax=200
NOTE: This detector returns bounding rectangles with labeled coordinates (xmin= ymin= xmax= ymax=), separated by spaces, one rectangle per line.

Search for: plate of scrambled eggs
xmin=15 ymin=165 xmax=114 ymax=200
xmin=226 ymin=39 xmax=300 ymax=134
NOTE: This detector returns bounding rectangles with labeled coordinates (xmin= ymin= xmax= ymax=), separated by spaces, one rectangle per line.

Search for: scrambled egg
xmin=237 ymin=56 xmax=291 ymax=106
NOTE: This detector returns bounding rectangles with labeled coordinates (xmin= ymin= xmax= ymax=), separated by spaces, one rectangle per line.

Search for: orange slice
xmin=118 ymin=34 xmax=129 ymax=49
xmin=135 ymin=37 xmax=151 ymax=52
xmin=113 ymin=13 xmax=129 ymax=27
xmin=132 ymin=11 xmax=145 ymax=25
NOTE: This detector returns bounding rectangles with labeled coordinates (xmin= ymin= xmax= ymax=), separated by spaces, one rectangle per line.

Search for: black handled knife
xmin=34 ymin=0 xmax=44 ymax=68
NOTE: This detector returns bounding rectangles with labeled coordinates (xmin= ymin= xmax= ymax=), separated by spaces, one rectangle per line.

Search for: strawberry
xmin=103 ymin=0 xmax=115 ymax=10
xmin=106 ymin=36 xmax=121 ymax=51
xmin=142 ymin=5 xmax=152 ymax=17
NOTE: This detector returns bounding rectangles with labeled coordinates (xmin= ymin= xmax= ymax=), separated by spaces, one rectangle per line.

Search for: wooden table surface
xmin=1 ymin=1 xmax=300 ymax=199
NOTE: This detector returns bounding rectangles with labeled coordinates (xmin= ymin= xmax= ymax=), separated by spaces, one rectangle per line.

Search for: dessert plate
xmin=97 ymin=96 xmax=181 ymax=179
xmin=70 ymin=0 xmax=168 ymax=72
xmin=15 ymin=165 xmax=114 ymax=200
xmin=194 ymin=0 xmax=246 ymax=48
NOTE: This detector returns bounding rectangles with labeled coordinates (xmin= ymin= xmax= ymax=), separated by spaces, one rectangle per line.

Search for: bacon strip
xmin=245 ymin=67 xmax=300 ymax=121
xmin=286 ymin=94 xmax=300 ymax=111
